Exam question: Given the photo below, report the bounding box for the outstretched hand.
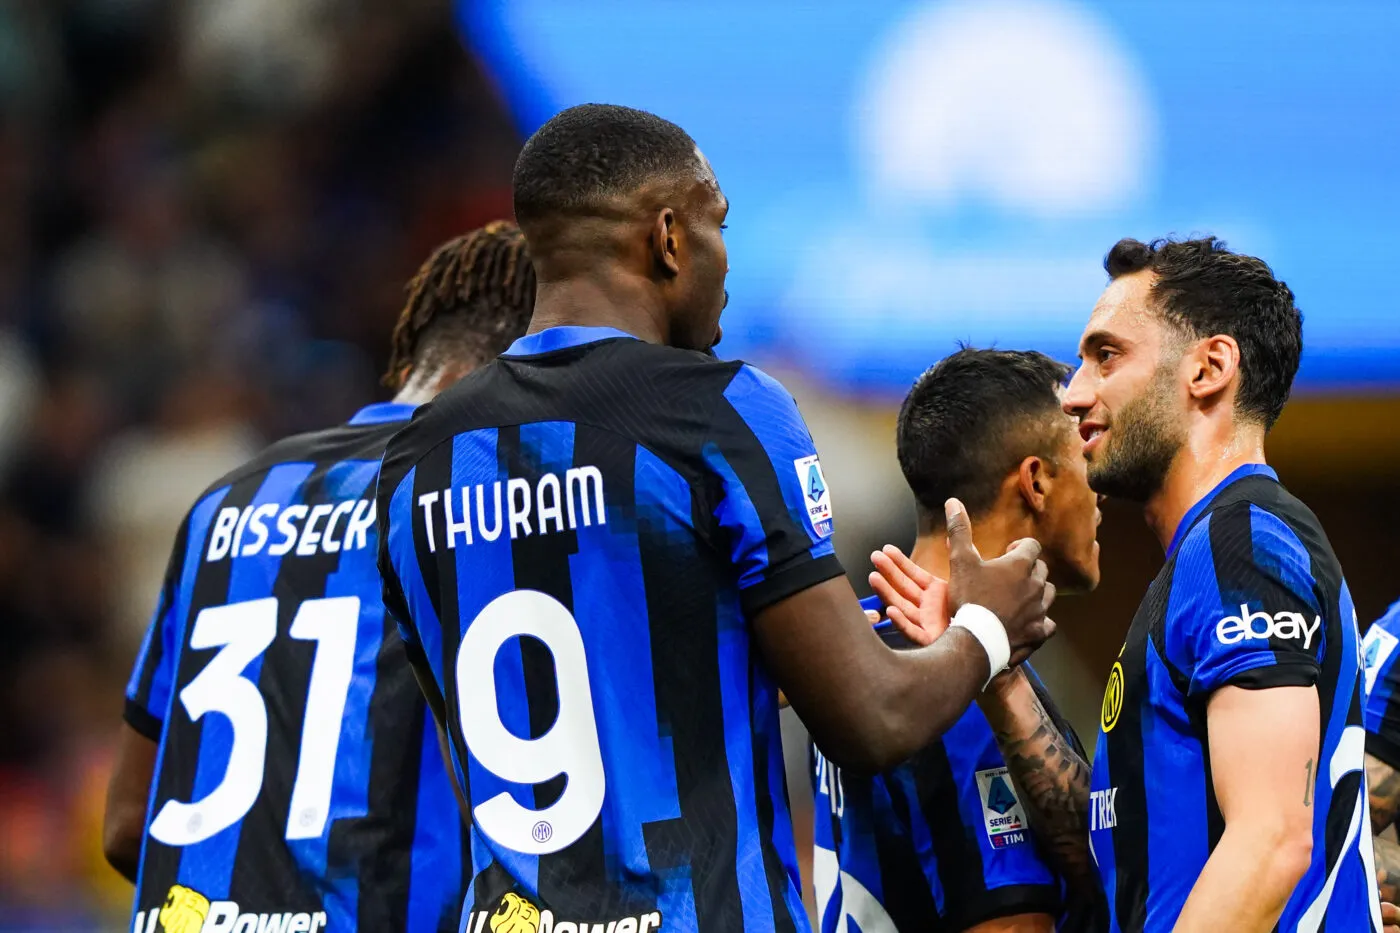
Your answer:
[868,499,1056,665]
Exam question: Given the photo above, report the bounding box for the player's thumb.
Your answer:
[944,498,981,564]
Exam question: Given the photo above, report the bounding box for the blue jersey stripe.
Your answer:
[177,462,314,897]
[443,428,533,895]
[408,705,464,933]
[133,486,230,904]
[569,446,679,880]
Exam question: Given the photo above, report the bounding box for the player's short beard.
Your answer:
[1087,362,1186,503]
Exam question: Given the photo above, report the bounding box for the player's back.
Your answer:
[1089,465,1377,931]
[125,403,463,933]
[812,601,1092,933]
[378,326,843,932]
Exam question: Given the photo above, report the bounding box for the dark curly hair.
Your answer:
[383,221,536,390]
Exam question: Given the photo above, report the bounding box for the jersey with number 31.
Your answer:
[377,326,844,933]
[124,403,464,933]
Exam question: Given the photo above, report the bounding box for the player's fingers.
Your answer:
[872,550,925,605]
[868,569,916,619]
[883,544,936,589]
[1381,901,1400,923]
[886,604,936,646]
[944,498,982,564]
[865,609,881,624]
[1031,557,1049,585]
[997,535,1043,567]
[1041,578,1057,614]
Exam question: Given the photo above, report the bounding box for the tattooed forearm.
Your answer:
[1376,833,1400,904]
[979,670,1096,895]
[1368,754,1400,833]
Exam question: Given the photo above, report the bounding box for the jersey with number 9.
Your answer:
[124,402,464,933]
[377,327,845,932]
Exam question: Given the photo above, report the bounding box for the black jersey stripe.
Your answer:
[906,744,991,929]
[873,769,942,929]
[226,461,340,913]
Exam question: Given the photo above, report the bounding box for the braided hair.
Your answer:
[383,221,536,390]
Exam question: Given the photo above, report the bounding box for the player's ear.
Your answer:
[1016,456,1050,516]
[650,208,681,278]
[1187,334,1240,402]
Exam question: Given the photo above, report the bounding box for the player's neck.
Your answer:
[392,362,475,407]
[1143,422,1267,551]
[528,271,670,345]
[909,510,1025,580]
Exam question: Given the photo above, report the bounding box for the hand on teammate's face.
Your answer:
[869,500,1056,660]
[1382,901,1400,933]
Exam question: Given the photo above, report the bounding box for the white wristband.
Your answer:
[951,604,1011,688]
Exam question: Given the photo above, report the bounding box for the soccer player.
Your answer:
[375,103,1055,933]
[1361,600,1400,903]
[103,222,537,933]
[1009,237,1374,931]
[876,238,1381,931]
[817,349,1105,933]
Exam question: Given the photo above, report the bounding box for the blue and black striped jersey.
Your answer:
[811,597,1102,933]
[376,326,844,933]
[1089,464,1379,932]
[124,403,464,933]
[1361,600,1400,773]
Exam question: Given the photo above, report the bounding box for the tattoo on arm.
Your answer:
[983,680,1096,895]
[1303,759,1313,807]
[1376,833,1400,905]
[1368,755,1400,834]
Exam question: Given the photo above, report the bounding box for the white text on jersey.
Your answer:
[416,466,606,552]
[206,500,376,562]
[1090,787,1118,832]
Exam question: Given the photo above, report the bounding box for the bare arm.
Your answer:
[965,915,1055,933]
[977,668,1096,896]
[1172,685,1319,932]
[755,501,1055,772]
[405,641,470,820]
[1370,752,1400,834]
[104,722,158,883]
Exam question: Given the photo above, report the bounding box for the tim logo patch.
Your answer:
[1364,625,1398,696]
[975,767,1028,849]
[794,455,833,538]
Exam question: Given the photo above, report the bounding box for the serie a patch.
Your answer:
[1363,624,1398,696]
[975,767,1029,849]
[794,455,833,538]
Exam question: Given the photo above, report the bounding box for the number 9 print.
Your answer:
[458,590,607,855]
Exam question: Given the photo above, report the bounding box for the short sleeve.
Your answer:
[703,365,844,615]
[1363,603,1400,770]
[124,524,189,740]
[902,717,1060,928]
[1167,502,1323,697]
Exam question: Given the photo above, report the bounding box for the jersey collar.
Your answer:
[504,326,638,356]
[1167,462,1278,557]
[347,402,417,426]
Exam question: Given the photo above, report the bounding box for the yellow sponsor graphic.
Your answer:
[1101,661,1124,733]
[159,885,210,933]
[134,885,327,933]
[465,893,663,933]
[491,892,543,933]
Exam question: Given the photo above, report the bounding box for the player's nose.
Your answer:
[1062,364,1095,417]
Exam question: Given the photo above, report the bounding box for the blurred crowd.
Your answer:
[0,1,518,925]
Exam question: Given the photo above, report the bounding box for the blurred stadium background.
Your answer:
[0,0,1396,929]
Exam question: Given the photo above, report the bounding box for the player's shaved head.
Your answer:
[513,104,710,234]
[384,221,536,391]
[898,348,1074,530]
[511,104,730,353]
